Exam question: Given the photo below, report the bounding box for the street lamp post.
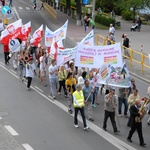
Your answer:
[92,0,96,21]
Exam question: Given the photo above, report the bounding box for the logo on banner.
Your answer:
[7,25,15,35]
[36,30,42,37]
[80,56,94,65]
[9,39,21,52]
[104,56,117,64]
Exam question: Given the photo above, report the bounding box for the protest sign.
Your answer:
[98,62,131,88]
[57,47,76,67]
[9,39,21,52]
[45,20,68,47]
[75,42,123,68]
[56,30,94,67]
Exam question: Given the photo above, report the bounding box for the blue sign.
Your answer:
[10,40,15,46]
[1,6,11,15]
[82,0,90,5]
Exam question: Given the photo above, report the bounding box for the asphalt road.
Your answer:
[0,0,150,150]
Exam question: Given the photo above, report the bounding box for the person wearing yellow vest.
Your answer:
[73,84,89,130]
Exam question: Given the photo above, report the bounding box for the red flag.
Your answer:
[21,21,31,41]
[1,19,22,45]
[30,24,43,47]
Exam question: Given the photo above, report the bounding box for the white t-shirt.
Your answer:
[39,56,46,71]
[93,72,100,87]
[26,63,36,78]
[109,27,115,34]
[48,65,57,78]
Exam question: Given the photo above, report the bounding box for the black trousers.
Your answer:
[128,122,144,144]
[4,52,10,64]
[74,107,87,127]
[103,110,118,132]
[58,80,67,95]
[27,77,32,88]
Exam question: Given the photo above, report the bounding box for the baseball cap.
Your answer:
[28,57,33,61]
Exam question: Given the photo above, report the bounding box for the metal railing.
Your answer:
[96,34,150,73]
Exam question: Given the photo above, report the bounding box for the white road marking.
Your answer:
[10,69,17,74]
[4,125,19,136]
[22,144,34,150]
[18,7,23,10]
[0,63,19,79]
[0,62,5,66]
[34,86,44,93]
[13,7,20,19]
[0,62,137,150]
[26,7,30,10]
[0,117,2,119]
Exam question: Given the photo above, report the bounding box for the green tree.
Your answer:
[118,0,150,19]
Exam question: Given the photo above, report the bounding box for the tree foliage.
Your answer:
[96,0,150,15]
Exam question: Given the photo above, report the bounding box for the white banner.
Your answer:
[57,47,76,67]
[74,42,123,68]
[56,30,94,67]
[80,29,94,46]
[98,62,131,88]
[45,20,68,47]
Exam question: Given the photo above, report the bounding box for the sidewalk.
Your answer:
[48,9,150,83]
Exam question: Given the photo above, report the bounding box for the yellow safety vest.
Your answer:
[73,90,84,108]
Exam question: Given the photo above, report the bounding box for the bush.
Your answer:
[122,10,133,20]
[95,14,115,27]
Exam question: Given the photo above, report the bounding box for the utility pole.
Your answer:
[92,0,96,21]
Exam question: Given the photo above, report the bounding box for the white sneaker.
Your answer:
[52,96,56,99]
[84,126,89,130]
[58,92,61,95]
[74,125,79,128]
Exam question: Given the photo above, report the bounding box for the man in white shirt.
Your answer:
[109,24,115,35]
[26,57,36,91]
[48,59,58,99]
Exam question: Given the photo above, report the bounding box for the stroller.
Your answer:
[130,23,140,31]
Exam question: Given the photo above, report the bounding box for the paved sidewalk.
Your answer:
[47,8,150,82]
[0,124,24,150]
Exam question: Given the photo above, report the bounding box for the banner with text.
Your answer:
[45,20,68,47]
[74,42,123,68]
[98,62,131,88]
[56,30,94,67]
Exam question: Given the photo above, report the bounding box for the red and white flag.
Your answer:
[30,24,43,47]
[50,37,58,59]
[1,19,22,45]
[21,21,31,41]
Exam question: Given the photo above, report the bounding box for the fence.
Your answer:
[96,34,150,73]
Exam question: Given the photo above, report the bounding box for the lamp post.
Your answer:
[92,0,96,21]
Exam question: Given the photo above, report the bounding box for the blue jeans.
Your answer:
[118,98,128,115]
[49,78,56,96]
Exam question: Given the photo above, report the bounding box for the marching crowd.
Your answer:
[3,41,150,147]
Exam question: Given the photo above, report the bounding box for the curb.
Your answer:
[129,71,150,83]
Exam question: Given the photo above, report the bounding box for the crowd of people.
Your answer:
[3,41,150,145]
